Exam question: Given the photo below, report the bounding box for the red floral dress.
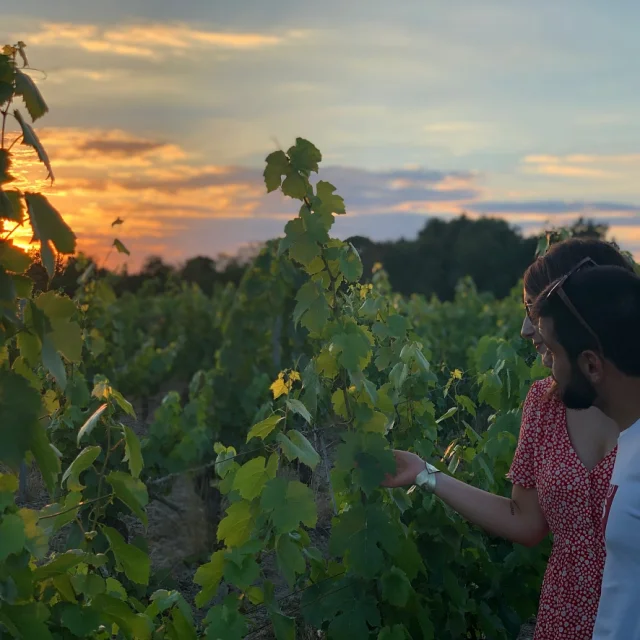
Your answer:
[508,377,616,640]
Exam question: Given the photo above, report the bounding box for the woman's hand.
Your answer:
[381,450,426,488]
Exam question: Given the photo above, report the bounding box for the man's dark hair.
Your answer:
[523,238,634,298]
[533,265,640,376]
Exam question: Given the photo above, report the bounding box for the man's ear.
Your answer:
[578,350,605,384]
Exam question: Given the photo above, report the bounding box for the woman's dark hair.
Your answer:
[523,238,634,297]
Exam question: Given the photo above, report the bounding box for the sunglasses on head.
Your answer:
[544,256,604,353]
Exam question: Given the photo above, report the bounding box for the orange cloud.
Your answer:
[521,153,640,179]
[21,22,295,59]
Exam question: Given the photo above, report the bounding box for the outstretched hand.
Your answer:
[381,450,426,488]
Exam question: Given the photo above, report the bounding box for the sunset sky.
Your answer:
[4,1,640,269]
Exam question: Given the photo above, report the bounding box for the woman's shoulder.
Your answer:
[523,376,565,420]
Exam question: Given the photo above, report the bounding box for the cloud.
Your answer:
[20,21,298,60]
[521,153,640,179]
[9,125,640,268]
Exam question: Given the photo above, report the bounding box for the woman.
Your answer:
[383,238,634,640]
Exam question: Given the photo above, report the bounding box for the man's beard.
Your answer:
[558,364,597,410]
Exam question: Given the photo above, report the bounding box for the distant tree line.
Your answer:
[29,215,609,301]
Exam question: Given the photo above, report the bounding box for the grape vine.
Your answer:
[0,42,553,640]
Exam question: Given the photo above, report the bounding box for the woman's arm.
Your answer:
[383,449,549,547]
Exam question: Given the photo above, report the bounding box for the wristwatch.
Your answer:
[415,461,441,493]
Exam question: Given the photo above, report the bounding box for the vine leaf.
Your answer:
[14,69,49,121]
[25,193,76,277]
[113,238,130,256]
[232,457,273,500]
[285,398,312,423]
[264,150,289,193]
[77,404,108,444]
[275,534,305,588]
[246,414,283,442]
[106,471,149,527]
[62,445,101,492]
[122,426,143,479]
[203,595,248,640]
[102,525,150,585]
[380,566,413,607]
[260,478,317,533]
[329,503,401,579]
[276,430,320,469]
[217,501,256,548]
[194,550,225,607]
[0,241,30,273]
[0,369,42,469]
[14,110,54,181]
[0,513,26,561]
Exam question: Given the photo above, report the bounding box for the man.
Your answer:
[532,263,640,639]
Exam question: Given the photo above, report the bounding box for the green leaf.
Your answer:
[14,69,49,121]
[0,603,53,640]
[436,406,458,423]
[281,171,307,199]
[456,394,477,416]
[288,138,322,174]
[264,150,289,192]
[380,566,412,607]
[260,477,317,533]
[203,597,247,640]
[232,456,271,500]
[0,189,24,223]
[276,534,305,588]
[279,217,320,266]
[194,550,225,607]
[339,243,363,282]
[0,369,42,469]
[0,473,18,511]
[336,430,395,496]
[14,111,54,181]
[77,403,108,444]
[271,610,296,640]
[314,180,346,215]
[285,398,312,423]
[329,503,401,579]
[25,192,76,278]
[223,549,260,590]
[102,525,150,585]
[12,274,32,298]
[59,603,101,637]
[113,238,130,255]
[331,324,373,372]
[302,293,330,334]
[123,425,143,478]
[0,513,25,561]
[378,625,411,640]
[0,241,30,273]
[276,430,320,469]
[91,594,153,640]
[32,550,88,582]
[217,501,256,548]
[29,423,61,495]
[62,445,101,492]
[246,414,283,442]
[106,471,148,526]
[0,149,15,186]
[41,333,66,388]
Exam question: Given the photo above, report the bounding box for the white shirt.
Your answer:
[592,418,640,639]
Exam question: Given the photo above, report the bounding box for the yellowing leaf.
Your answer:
[232,457,270,500]
[217,501,255,548]
[270,375,289,400]
[194,550,225,607]
[246,414,283,442]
